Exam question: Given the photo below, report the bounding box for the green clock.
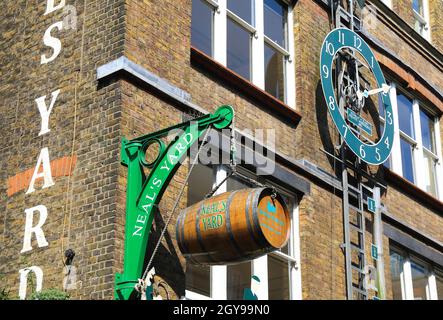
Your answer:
[320,28,394,165]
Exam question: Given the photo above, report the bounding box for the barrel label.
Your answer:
[258,202,284,235]
[256,198,289,248]
[202,214,224,231]
[199,200,226,231]
[200,200,227,215]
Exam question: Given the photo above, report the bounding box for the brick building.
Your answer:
[0,0,442,300]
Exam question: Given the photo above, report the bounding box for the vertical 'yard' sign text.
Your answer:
[17,0,74,299]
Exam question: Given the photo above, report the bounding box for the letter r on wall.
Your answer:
[21,205,49,253]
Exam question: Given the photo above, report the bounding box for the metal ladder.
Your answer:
[341,156,368,300]
[333,0,386,300]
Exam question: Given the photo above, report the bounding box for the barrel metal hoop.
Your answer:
[225,190,245,258]
[180,208,201,265]
[176,208,189,257]
[195,203,216,264]
[245,189,265,248]
[252,188,269,248]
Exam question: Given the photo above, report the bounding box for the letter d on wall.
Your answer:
[19,267,43,300]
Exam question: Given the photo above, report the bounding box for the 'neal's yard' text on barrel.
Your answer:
[176,188,290,265]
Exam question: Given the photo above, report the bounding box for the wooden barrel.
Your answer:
[176,188,290,265]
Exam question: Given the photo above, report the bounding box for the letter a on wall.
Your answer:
[26,147,55,194]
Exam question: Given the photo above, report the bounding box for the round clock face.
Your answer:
[320,28,394,165]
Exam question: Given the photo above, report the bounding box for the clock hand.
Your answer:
[361,84,391,98]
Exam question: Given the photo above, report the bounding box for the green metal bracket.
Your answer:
[115,105,234,300]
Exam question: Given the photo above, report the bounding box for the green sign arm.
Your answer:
[115,106,233,300]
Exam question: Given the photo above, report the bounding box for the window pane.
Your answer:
[413,0,424,15]
[264,43,285,101]
[411,261,428,300]
[423,151,437,197]
[191,0,213,56]
[389,250,404,300]
[186,264,211,296]
[188,164,213,206]
[436,273,443,300]
[227,18,251,80]
[185,164,214,296]
[420,109,436,152]
[264,0,287,48]
[400,137,415,183]
[397,94,415,138]
[227,262,251,300]
[268,255,289,299]
[227,0,254,25]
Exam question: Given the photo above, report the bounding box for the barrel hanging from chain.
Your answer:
[176,187,290,265]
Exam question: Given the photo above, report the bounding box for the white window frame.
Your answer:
[390,246,442,300]
[381,0,392,8]
[431,270,443,300]
[387,84,443,200]
[185,165,302,300]
[412,0,431,41]
[390,247,407,300]
[196,0,296,108]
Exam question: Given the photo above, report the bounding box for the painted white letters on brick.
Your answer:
[26,147,55,194]
[41,21,63,65]
[18,266,43,300]
[35,89,60,136]
[44,0,66,15]
[16,0,72,299]
[21,205,49,253]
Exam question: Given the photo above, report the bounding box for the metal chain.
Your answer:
[140,125,214,287]
[230,109,237,170]
[204,111,277,199]
[204,113,237,199]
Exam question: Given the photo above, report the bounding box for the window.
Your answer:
[386,84,442,200]
[227,17,252,80]
[410,260,429,300]
[397,93,416,183]
[389,249,405,299]
[436,272,443,299]
[264,0,288,101]
[185,165,301,300]
[227,261,252,299]
[191,0,295,105]
[389,245,443,300]
[412,0,430,40]
[185,164,214,297]
[420,110,438,197]
[226,174,253,300]
[191,0,214,57]
[268,251,291,299]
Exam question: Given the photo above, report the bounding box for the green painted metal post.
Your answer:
[115,106,234,300]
